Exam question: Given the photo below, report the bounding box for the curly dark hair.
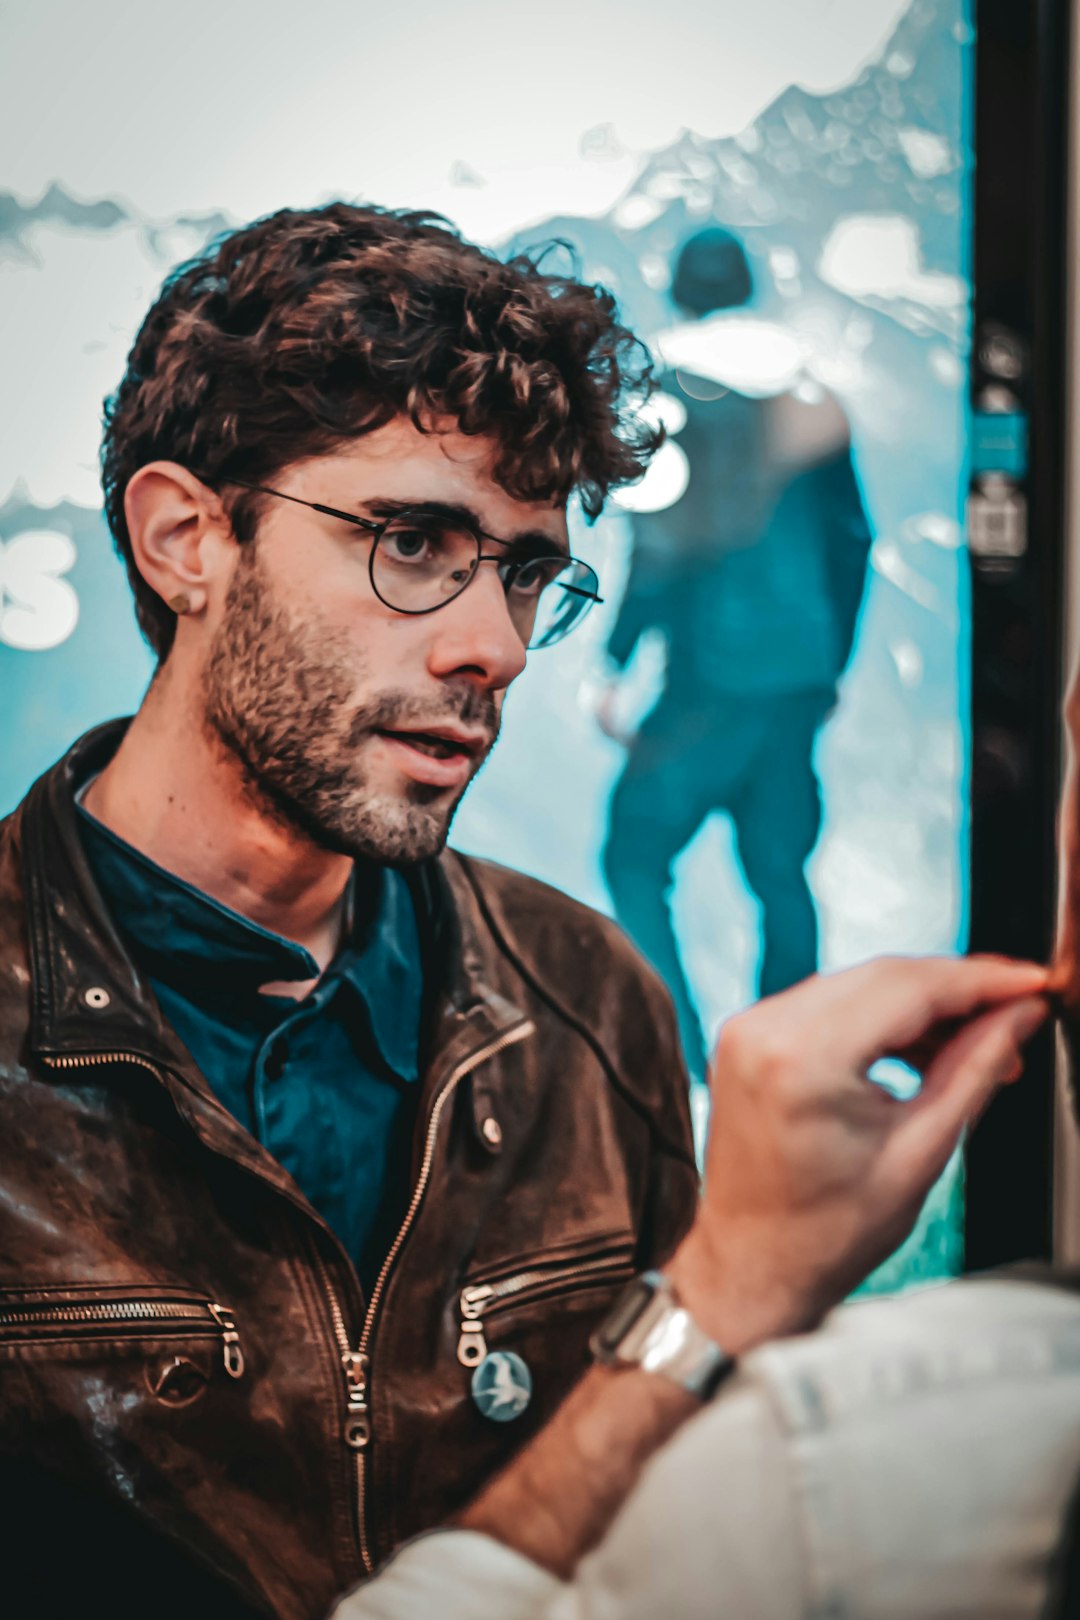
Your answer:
[100,202,660,659]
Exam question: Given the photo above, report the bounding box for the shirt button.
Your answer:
[481,1116,502,1148]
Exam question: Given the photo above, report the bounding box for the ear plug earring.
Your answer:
[168,593,192,615]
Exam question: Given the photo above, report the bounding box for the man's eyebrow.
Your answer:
[361,497,570,556]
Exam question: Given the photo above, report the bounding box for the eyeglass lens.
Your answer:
[372,514,598,650]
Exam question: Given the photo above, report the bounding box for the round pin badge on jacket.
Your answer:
[471,1350,532,1422]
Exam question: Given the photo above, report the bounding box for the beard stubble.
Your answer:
[200,543,499,865]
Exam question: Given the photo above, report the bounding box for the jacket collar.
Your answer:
[17,723,531,1283]
[21,720,525,1078]
[75,803,424,1084]
[22,719,190,1070]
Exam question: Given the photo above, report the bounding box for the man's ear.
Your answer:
[124,462,230,619]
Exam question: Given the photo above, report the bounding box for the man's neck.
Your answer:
[83,670,354,973]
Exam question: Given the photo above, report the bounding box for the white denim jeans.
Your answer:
[333,1276,1080,1620]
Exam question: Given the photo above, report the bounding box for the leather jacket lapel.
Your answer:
[22,718,191,1070]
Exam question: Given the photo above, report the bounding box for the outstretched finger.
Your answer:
[810,955,1049,1071]
[888,994,1049,1187]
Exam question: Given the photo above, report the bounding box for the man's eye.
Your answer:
[507,558,561,597]
[384,527,435,562]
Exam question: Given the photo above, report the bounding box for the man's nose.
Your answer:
[425,564,528,691]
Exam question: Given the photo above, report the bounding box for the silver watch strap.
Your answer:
[591,1271,734,1400]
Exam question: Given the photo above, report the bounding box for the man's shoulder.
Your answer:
[0,801,26,925]
[0,802,32,1048]
[447,849,694,1153]
[447,849,664,992]
[445,849,692,1122]
[448,849,619,935]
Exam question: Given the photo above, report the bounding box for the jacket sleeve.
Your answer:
[639,1123,700,1269]
[628,973,701,1269]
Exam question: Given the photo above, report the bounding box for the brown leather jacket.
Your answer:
[0,724,698,1620]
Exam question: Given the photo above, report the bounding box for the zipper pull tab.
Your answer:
[207,1302,245,1379]
[342,1349,370,1449]
[457,1284,495,1367]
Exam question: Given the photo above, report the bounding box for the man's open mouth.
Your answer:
[378,729,479,761]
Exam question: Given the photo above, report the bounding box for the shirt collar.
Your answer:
[75,803,422,1084]
[343,861,423,1083]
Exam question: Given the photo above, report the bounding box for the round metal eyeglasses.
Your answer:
[227,481,603,650]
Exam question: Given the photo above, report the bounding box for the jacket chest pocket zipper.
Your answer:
[457,1252,636,1367]
[0,1296,245,1379]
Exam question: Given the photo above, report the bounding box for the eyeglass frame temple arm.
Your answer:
[225,479,381,533]
[225,478,602,602]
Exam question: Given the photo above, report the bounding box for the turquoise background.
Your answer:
[0,0,973,1289]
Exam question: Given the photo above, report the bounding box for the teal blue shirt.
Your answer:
[76,805,424,1296]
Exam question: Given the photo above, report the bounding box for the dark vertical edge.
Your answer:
[965,0,1071,1269]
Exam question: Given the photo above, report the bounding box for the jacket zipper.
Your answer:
[0,1295,245,1378]
[44,1050,166,1075]
[44,1026,537,1574]
[456,1252,635,1367]
[312,1017,536,1574]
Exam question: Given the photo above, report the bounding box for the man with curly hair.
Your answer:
[0,202,1049,1620]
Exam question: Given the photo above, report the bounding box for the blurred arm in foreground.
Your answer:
[335,953,1070,1620]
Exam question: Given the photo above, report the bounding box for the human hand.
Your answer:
[668,955,1049,1351]
[594,682,632,745]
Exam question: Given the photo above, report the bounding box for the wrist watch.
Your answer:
[590,1270,735,1400]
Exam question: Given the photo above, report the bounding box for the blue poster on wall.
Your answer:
[0,0,972,1286]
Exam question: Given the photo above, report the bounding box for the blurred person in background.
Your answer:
[598,227,873,1081]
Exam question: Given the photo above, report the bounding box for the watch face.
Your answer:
[594,1274,658,1355]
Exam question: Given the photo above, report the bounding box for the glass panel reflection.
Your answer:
[0,0,972,1289]
[454,0,973,1289]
